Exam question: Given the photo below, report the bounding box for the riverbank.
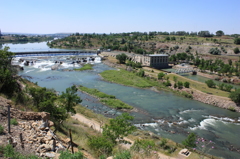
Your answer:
[101,55,240,113]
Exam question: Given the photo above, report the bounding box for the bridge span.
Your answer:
[13,50,100,57]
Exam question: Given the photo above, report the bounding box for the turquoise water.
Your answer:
[5,42,240,159]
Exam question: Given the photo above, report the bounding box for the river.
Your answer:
[2,42,240,159]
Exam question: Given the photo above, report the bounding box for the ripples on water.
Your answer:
[14,54,240,159]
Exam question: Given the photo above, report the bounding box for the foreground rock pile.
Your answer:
[0,96,69,158]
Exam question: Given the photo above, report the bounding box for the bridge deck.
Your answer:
[13,50,99,57]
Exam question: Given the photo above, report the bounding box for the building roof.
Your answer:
[149,54,168,57]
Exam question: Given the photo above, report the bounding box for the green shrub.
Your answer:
[0,125,3,134]
[159,138,167,148]
[234,38,240,45]
[177,81,183,89]
[163,80,172,87]
[10,118,18,125]
[182,133,196,148]
[181,91,193,99]
[205,80,216,88]
[158,72,165,80]
[174,83,177,88]
[131,139,155,156]
[88,136,114,157]
[229,88,240,103]
[234,47,239,54]
[59,150,83,159]
[3,144,15,158]
[208,48,221,55]
[114,150,131,159]
[184,81,190,88]
[228,107,236,112]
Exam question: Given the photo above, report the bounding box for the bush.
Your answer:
[10,118,18,125]
[116,53,127,64]
[208,48,221,55]
[234,38,240,45]
[163,80,172,87]
[88,136,114,156]
[181,92,193,99]
[136,69,145,77]
[184,82,190,88]
[228,107,236,112]
[158,72,165,80]
[205,80,216,88]
[229,88,240,103]
[182,133,196,148]
[173,45,179,50]
[114,150,131,159]
[234,47,240,54]
[159,138,167,148]
[174,83,177,88]
[177,81,183,89]
[3,144,16,158]
[131,139,156,156]
[59,150,84,159]
[0,125,3,134]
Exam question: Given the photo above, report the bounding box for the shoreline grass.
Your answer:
[78,85,133,110]
[74,63,93,71]
[78,85,115,99]
[100,69,160,88]
[100,98,133,109]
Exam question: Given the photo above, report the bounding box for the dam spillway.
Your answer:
[13,50,100,57]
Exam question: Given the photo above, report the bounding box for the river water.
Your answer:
[2,42,240,159]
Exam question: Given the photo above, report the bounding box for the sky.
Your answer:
[1,0,240,34]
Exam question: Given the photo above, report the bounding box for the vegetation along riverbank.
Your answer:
[77,85,133,110]
[100,54,240,112]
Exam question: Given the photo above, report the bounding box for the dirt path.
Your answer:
[72,113,103,133]
[72,113,185,159]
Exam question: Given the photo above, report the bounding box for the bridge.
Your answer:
[13,50,100,57]
[174,67,199,74]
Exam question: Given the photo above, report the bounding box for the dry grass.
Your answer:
[75,104,109,124]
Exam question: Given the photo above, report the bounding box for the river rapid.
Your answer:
[3,42,240,159]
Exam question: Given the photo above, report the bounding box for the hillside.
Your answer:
[48,32,239,57]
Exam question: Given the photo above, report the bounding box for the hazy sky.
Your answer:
[1,0,240,34]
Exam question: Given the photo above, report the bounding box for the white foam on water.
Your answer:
[25,69,35,74]
[59,62,76,68]
[179,109,201,114]
[168,123,173,127]
[155,119,165,124]
[38,67,51,72]
[205,115,236,123]
[134,122,158,128]
[189,118,216,130]
[188,118,196,123]
[33,61,52,69]
[142,123,158,127]
[177,120,189,125]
